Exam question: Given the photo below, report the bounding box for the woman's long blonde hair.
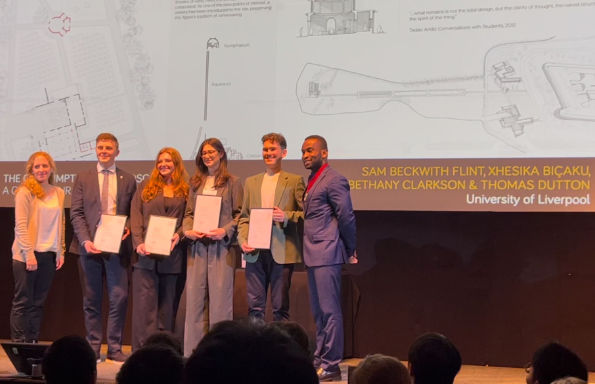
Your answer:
[20,151,56,199]
[142,147,189,202]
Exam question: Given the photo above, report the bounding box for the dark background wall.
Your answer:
[1,208,594,368]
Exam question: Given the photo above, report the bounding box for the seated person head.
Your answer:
[352,354,411,384]
[184,319,317,384]
[271,320,311,358]
[144,331,183,356]
[42,335,97,384]
[408,332,461,384]
[526,342,588,384]
[116,344,184,384]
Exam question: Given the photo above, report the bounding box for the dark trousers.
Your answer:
[10,252,56,342]
[131,267,179,351]
[307,264,343,372]
[245,250,294,321]
[78,252,128,355]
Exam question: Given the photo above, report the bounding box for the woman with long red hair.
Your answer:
[130,147,189,351]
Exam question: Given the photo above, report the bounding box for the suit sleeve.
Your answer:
[130,181,145,249]
[182,188,196,232]
[222,176,243,242]
[328,174,357,255]
[237,177,251,246]
[123,173,137,229]
[70,173,92,245]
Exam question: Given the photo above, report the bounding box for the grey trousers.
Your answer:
[183,241,235,357]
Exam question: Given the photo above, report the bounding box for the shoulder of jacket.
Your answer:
[15,186,34,199]
[282,171,303,180]
[116,167,134,178]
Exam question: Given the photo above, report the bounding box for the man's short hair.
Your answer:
[262,133,287,149]
[304,134,328,150]
[352,354,411,384]
[96,132,119,148]
[42,335,97,384]
[408,333,461,384]
[184,320,317,384]
[530,342,588,384]
[116,344,183,384]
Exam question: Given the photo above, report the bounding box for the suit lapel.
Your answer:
[304,167,329,214]
[254,173,264,207]
[153,192,166,216]
[115,167,123,205]
[91,169,101,200]
[274,171,288,207]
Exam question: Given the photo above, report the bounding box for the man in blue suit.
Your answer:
[301,135,357,381]
[70,132,136,363]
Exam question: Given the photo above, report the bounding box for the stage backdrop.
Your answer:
[1,209,595,369]
[0,159,594,211]
[1,1,595,211]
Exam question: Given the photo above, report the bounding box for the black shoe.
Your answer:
[107,351,128,364]
[317,367,341,382]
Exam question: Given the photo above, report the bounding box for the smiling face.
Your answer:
[201,143,223,174]
[32,155,52,184]
[157,152,175,182]
[262,139,286,172]
[95,139,119,168]
[301,138,327,172]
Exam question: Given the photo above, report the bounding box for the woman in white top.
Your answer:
[11,151,65,343]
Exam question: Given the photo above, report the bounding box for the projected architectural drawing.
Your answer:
[296,37,595,152]
[0,1,148,160]
[544,63,595,121]
[301,0,376,36]
[1,87,92,160]
[2,0,595,161]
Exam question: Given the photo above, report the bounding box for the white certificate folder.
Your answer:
[145,215,178,256]
[247,208,273,250]
[193,194,222,233]
[94,214,127,254]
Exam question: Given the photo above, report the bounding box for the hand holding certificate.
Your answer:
[94,214,127,254]
[247,208,274,250]
[145,215,178,256]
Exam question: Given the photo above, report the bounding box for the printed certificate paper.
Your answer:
[94,214,127,254]
[193,195,222,233]
[145,215,177,256]
[247,208,273,249]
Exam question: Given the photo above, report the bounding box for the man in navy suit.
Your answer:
[70,132,136,363]
[301,135,357,381]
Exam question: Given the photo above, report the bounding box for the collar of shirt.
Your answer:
[96,163,117,174]
[306,163,328,194]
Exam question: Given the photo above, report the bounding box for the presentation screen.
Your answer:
[1,0,594,211]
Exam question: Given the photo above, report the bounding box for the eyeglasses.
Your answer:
[201,150,218,157]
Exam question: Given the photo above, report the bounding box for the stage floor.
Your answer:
[0,343,590,384]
